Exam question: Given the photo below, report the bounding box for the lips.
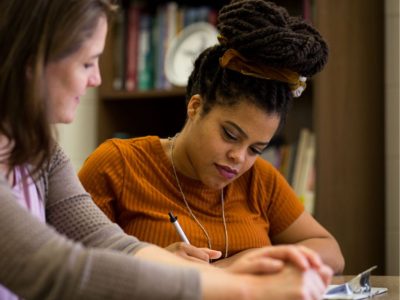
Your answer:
[215,164,238,180]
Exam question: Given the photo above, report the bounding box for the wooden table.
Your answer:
[331,276,399,300]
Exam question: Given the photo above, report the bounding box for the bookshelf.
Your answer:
[97,0,385,274]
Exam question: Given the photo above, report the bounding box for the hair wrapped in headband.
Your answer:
[219,47,307,98]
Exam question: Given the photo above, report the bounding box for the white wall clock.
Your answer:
[165,22,219,87]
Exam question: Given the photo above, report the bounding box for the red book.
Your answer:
[125,3,141,91]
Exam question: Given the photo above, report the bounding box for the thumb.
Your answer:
[202,248,222,259]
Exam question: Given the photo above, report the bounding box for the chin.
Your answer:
[62,116,75,124]
[60,109,77,123]
[51,114,76,124]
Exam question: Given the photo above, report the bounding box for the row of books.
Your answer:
[261,128,316,214]
[112,1,217,92]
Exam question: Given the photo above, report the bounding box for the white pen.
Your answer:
[168,211,190,244]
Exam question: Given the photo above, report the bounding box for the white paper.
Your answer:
[324,285,388,300]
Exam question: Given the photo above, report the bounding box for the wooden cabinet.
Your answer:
[98,0,385,274]
[313,0,385,274]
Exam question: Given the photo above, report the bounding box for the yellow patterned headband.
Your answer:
[219,48,307,98]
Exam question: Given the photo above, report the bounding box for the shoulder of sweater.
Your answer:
[253,157,277,174]
[236,158,275,185]
[36,143,69,202]
[47,143,70,172]
[107,135,159,148]
[106,135,161,155]
[247,158,289,184]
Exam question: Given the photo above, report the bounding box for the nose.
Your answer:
[227,146,246,164]
[88,65,102,87]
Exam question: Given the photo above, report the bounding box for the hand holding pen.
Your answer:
[167,211,221,263]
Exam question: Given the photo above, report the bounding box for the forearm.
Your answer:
[0,186,201,300]
[132,250,248,300]
[135,244,216,271]
[135,244,334,300]
[295,237,345,274]
[45,146,147,254]
[133,244,246,299]
[272,211,345,274]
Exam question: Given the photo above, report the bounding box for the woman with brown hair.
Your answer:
[0,0,332,299]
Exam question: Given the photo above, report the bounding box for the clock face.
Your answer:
[165,22,219,87]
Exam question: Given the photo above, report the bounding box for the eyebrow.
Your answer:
[225,121,269,147]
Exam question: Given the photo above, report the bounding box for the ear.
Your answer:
[187,94,202,118]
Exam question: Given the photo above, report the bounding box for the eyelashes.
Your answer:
[222,126,263,155]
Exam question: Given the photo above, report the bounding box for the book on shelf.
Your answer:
[112,9,126,90]
[291,128,310,193]
[125,1,141,91]
[279,144,296,181]
[154,2,178,90]
[291,128,316,214]
[294,129,315,213]
[207,7,218,25]
[302,0,313,23]
[162,2,178,90]
[137,13,154,90]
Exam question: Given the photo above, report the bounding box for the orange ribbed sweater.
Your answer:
[79,136,304,257]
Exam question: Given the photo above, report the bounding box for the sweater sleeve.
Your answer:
[0,146,201,300]
[46,144,139,253]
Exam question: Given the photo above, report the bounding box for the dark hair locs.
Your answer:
[186,0,328,127]
[0,0,117,174]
